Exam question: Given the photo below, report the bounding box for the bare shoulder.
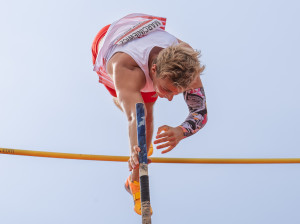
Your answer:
[107,52,138,74]
[106,52,146,92]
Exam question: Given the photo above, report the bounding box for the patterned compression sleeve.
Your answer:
[179,87,208,138]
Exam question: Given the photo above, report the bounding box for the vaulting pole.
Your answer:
[136,103,151,223]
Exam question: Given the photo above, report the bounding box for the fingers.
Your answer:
[132,146,140,164]
[128,161,138,171]
[128,157,152,171]
[157,125,169,135]
[128,146,140,171]
[162,146,174,154]
[154,136,174,144]
[156,142,173,149]
[155,126,173,142]
[156,141,177,150]
[128,147,153,170]
[155,137,177,152]
[155,132,169,139]
[154,126,181,154]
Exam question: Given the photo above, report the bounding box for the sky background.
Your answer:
[1,0,300,223]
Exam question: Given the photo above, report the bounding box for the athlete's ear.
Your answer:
[151,64,157,74]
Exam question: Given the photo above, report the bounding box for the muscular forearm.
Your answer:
[127,118,141,178]
[128,118,138,154]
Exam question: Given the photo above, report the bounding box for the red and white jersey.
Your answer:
[93,13,178,92]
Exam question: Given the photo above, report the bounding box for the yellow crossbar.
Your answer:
[1,148,300,164]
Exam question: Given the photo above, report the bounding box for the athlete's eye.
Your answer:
[162,87,171,92]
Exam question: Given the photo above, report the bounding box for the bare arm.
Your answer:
[109,55,148,171]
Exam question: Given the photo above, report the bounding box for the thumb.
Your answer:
[157,125,169,135]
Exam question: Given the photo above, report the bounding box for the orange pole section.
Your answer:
[1,148,300,164]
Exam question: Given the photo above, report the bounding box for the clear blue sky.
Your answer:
[1,0,300,223]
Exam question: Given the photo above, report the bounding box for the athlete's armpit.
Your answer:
[179,87,208,138]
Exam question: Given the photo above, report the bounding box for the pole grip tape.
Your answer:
[140,175,150,202]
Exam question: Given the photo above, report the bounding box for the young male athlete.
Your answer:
[91,13,207,215]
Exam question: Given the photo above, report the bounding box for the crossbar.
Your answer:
[1,148,300,164]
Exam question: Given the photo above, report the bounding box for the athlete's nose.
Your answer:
[167,94,173,101]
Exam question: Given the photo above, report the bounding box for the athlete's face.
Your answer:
[151,64,183,101]
[153,77,181,101]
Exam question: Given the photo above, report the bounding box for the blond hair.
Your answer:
[155,42,205,89]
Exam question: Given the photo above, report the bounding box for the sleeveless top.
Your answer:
[106,30,178,92]
[93,13,178,92]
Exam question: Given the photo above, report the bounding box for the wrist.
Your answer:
[176,126,186,140]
